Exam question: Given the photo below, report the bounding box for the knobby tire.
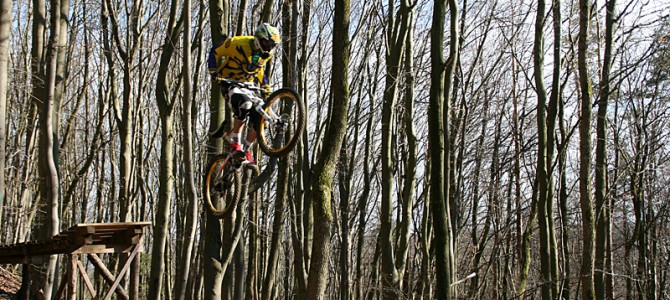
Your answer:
[203,154,241,218]
[257,88,306,157]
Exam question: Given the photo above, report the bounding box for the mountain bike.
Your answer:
[204,79,306,218]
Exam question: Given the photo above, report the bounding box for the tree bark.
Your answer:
[307,0,350,297]
[53,0,70,153]
[204,1,228,299]
[246,186,260,300]
[39,0,63,297]
[578,0,596,298]
[149,0,183,298]
[290,1,311,298]
[0,0,12,227]
[379,1,412,297]
[430,0,456,298]
[558,79,571,300]
[103,0,143,223]
[261,158,289,300]
[176,0,200,298]
[594,0,616,298]
[533,0,559,297]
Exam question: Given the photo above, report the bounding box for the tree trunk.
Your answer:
[205,1,229,298]
[354,59,377,300]
[176,0,200,298]
[259,0,275,23]
[246,188,260,300]
[397,10,416,294]
[261,159,289,300]
[578,0,596,298]
[419,166,433,299]
[290,1,311,298]
[53,0,70,154]
[29,7,46,284]
[0,0,11,226]
[338,143,351,300]
[307,0,350,297]
[533,0,559,297]
[39,0,62,297]
[595,0,615,298]
[149,1,182,297]
[430,0,456,298]
[558,81,571,300]
[104,0,142,223]
[380,1,412,297]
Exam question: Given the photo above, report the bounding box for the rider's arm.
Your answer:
[257,53,274,94]
[208,38,235,77]
[260,72,272,96]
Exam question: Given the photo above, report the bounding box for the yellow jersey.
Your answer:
[212,36,273,85]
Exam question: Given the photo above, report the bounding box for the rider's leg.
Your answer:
[241,129,257,165]
[228,118,246,137]
[226,119,246,154]
[246,128,257,144]
[226,88,252,155]
[241,111,262,165]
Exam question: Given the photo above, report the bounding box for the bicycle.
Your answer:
[204,78,306,218]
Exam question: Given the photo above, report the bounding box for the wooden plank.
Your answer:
[0,222,149,263]
[73,222,151,229]
[68,254,78,300]
[77,260,96,298]
[109,228,143,245]
[74,225,96,246]
[103,245,140,300]
[71,244,135,255]
[87,254,129,300]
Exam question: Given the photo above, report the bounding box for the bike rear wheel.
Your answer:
[257,88,306,157]
[203,154,241,218]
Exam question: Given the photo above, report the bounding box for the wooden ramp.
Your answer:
[0,222,151,300]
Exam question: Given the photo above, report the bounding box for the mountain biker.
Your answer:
[208,23,281,167]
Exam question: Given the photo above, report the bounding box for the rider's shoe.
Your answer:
[243,150,257,169]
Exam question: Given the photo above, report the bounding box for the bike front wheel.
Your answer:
[203,154,241,218]
[257,88,306,157]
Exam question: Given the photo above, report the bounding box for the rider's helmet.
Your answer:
[254,23,281,56]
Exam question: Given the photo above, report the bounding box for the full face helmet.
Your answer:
[254,23,281,56]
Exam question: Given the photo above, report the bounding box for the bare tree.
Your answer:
[578,0,596,298]
[307,0,351,298]
[204,1,229,298]
[594,0,616,298]
[429,0,457,298]
[103,0,145,223]
[533,0,560,297]
[175,0,200,298]
[149,0,183,298]
[379,0,413,297]
[0,0,11,226]
[38,0,63,297]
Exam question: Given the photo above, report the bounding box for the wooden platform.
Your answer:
[0,222,151,299]
[0,222,151,264]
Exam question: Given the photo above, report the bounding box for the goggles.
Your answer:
[259,38,277,52]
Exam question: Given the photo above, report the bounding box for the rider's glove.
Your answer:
[261,84,272,98]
